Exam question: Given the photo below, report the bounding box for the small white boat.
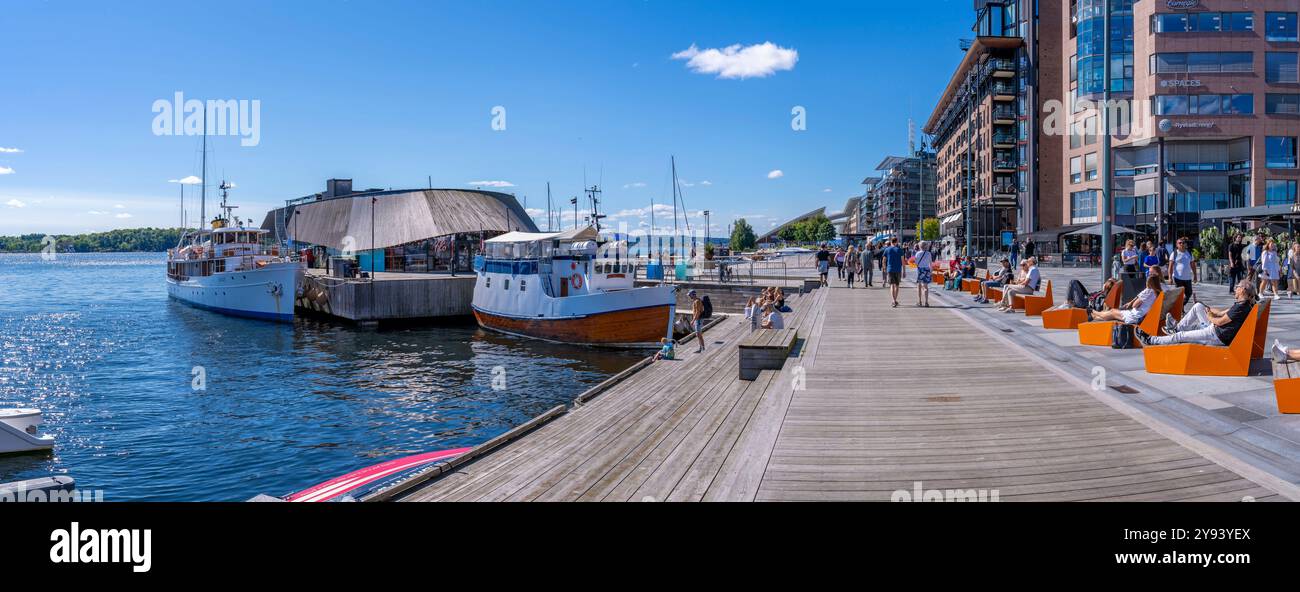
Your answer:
[0,409,55,455]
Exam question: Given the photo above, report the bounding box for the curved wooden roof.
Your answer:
[263,189,538,251]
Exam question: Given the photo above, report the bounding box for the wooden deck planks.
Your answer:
[397,283,1285,503]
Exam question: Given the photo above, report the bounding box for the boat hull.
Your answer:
[0,409,54,455]
[474,304,674,347]
[166,263,300,322]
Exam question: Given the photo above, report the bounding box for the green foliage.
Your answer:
[0,228,185,253]
[1198,226,1223,260]
[730,218,756,252]
[920,217,940,241]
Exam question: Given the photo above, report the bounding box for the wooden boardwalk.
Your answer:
[397,283,1288,502]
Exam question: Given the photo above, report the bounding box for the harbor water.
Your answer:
[0,253,643,501]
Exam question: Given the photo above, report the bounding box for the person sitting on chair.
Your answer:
[1090,274,1162,325]
[994,258,1040,312]
[1137,281,1255,347]
[1272,339,1300,363]
[975,258,1015,304]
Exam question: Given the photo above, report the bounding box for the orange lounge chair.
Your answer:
[1251,300,1273,360]
[1077,287,1183,348]
[1022,280,1054,316]
[1143,302,1261,377]
[1275,360,1300,414]
[1042,282,1121,330]
[963,270,990,295]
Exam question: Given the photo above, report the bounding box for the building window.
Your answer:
[1153,52,1253,73]
[1267,94,1300,115]
[1085,152,1098,181]
[1084,116,1097,145]
[1266,12,1298,42]
[1154,94,1253,115]
[1071,190,1098,223]
[1267,52,1299,83]
[1266,180,1298,205]
[1070,156,1082,184]
[1266,136,1297,169]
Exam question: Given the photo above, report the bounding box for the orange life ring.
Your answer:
[571,274,584,290]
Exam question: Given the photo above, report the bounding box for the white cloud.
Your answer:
[671,42,799,79]
[0,166,14,175]
[113,204,126,209]
[6,198,27,208]
[0,147,22,153]
[168,175,203,185]
[114,213,133,219]
[467,180,515,188]
[823,188,832,192]
[87,210,108,215]
[767,170,784,179]
[700,180,713,186]
[623,182,647,189]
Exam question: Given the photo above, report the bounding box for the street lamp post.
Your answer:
[1100,0,1114,282]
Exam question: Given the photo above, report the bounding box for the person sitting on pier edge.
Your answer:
[974,258,1014,304]
[654,338,675,361]
[761,302,784,329]
[1089,274,1162,325]
[1136,281,1255,347]
[994,257,1040,313]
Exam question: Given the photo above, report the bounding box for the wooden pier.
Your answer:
[297,268,475,324]
[390,283,1290,502]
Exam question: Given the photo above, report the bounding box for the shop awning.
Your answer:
[1066,223,1141,236]
[1022,224,1090,242]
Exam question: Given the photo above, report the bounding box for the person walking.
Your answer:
[1227,233,1245,295]
[1010,239,1021,268]
[913,241,933,307]
[815,244,830,287]
[846,245,861,289]
[883,238,904,308]
[688,290,706,353]
[1261,239,1281,300]
[835,248,846,280]
[1167,237,1195,308]
[1287,242,1300,298]
[863,244,875,287]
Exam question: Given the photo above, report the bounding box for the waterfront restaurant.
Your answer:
[260,179,539,274]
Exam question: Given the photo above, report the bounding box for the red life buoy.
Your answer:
[571,274,584,290]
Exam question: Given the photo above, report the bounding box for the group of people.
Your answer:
[1225,234,1300,301]
[743,286,789,331]
[816,244,873,288]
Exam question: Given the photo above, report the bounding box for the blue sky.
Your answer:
[0,0,973,236]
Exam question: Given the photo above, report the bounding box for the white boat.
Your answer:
[166,181,302,322]
[0,409,55,455]
[472,226,677,348]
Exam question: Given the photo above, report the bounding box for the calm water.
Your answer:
[0,253,642,501]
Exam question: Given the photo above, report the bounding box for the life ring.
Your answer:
[570,274,584,290]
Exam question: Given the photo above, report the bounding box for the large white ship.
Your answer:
[472,226,676,348]
[166,182,301,322]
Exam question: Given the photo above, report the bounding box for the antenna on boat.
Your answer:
[546,182,553,232]
[586,184,604,232]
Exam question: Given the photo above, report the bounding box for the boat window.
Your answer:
[504,279,510,290]
[485,276,490,288]
[520,280,526,292]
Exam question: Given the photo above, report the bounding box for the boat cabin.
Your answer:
[167,222,283,280]
[477,227,637,298]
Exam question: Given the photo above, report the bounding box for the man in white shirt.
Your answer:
[1091,274,1162,325]
[995,258,1040,313]
[1167,238,1195,306]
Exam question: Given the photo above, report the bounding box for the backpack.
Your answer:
[701,295,713,319]
[1111,323,1137,349]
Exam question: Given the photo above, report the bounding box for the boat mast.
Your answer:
[546,182,553,232]
[586,184,603,232]
[200,108,207,228]
[670,156,678,252]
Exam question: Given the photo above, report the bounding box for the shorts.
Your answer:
[917,269,932,285]
[887,272,901,286]
[1121,309,1145,325]
[818,261,829,274]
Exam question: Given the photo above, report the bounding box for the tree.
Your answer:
[730,218,756,252]
[1198,226,1223,260]
[920,218,940,241]
[814,218,836,242]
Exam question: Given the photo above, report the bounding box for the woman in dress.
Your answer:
[1260,239,1281,300]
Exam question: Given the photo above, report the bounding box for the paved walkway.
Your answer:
[396,279,1291,502]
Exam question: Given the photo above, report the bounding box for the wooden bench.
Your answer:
[1078,287,1183,348]
[738,328,798,381]
[963,270,990,295]
[1143,301,1262,377]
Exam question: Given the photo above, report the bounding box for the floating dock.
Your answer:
[297,268,475,324]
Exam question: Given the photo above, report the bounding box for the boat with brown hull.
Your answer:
[471,226,676,348]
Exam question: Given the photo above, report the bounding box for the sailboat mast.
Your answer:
[546,182,553,232]
[670,156,678,242]
[200,109,207,227]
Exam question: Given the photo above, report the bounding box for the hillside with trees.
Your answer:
[0,228,185,253]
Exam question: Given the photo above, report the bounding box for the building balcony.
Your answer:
[992,134,1016,148]
[992,160,1016,173]
[991,108,1016,125]
[990,83,1016,102]
[984,58,1016,79]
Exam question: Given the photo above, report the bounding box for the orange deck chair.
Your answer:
[1042,281,1120,330]
[1077,287,1183,348]
[1274,358,1300,414]
[1143,302,1262,377]
[1022,280,1054,316]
